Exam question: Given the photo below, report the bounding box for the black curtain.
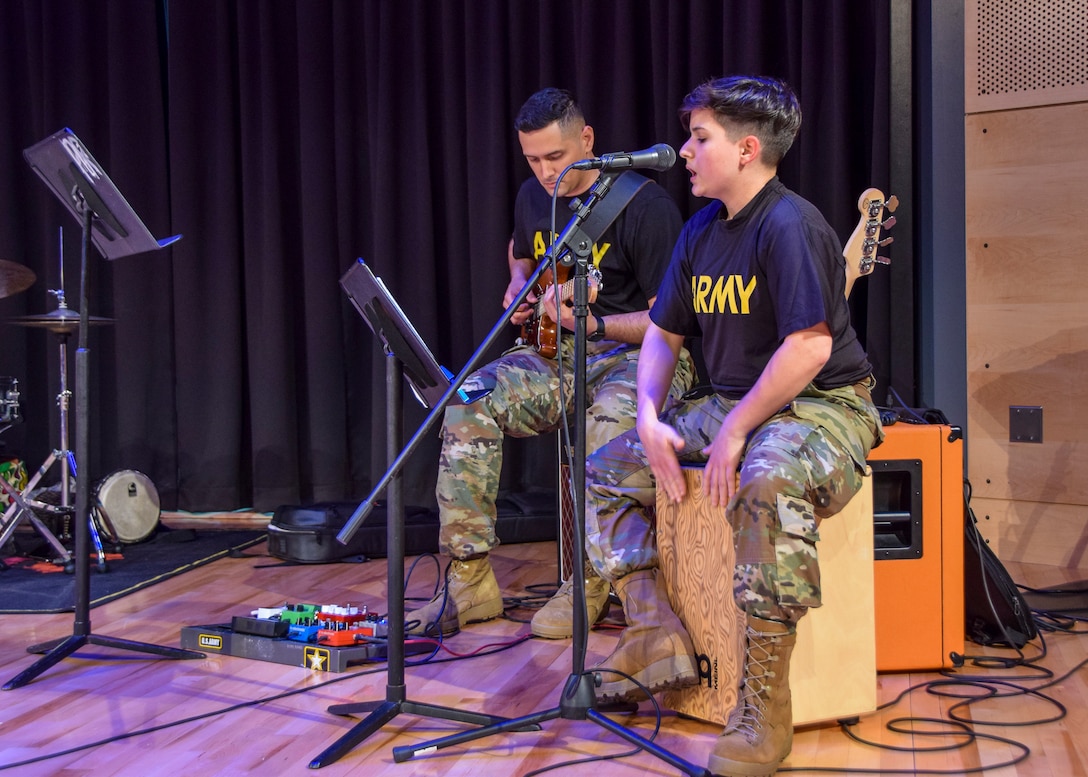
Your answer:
[0,0,897,513]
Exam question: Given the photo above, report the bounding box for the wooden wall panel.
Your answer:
[965,101,1088,565]
[965,0,1088,114]
[971,496,1088,568]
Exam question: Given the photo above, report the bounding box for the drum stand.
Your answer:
[0,371,72,566]
[0,297,110,573]
[0,476,72,571]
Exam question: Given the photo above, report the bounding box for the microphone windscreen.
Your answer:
[649,144,677,171]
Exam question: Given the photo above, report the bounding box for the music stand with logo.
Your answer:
[4,129,197,691]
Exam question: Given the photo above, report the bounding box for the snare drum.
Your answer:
[1,377,21,424]
[93,469,161,543]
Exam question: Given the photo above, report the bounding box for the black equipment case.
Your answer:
[267,489,558,564]
[267,502,438,563]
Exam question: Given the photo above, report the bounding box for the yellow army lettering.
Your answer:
[691,275,756,314]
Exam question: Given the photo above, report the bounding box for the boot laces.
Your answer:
[420,560,463,605]
[441,559,485,604]
[553,566,606,601]
[404,562,460,636]
[448,559,471,584]
[731,627,783,740]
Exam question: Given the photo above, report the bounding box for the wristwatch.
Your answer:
[587,312,606,342]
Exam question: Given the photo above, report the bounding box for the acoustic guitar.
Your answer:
[519,262,600,359]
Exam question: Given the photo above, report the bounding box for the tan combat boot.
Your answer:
[707,616,797,777]
[405,555,503,637]
[530,560,611,639]
[594,568,697,702]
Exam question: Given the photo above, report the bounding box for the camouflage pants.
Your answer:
[436,337,695,558]
[585,380,882,624]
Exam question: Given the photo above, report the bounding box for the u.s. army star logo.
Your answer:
[304,646,330,671]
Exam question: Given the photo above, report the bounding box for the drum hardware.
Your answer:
[0,441,78,570]
[1,377,22,424]
[0,377,22,438]
[0,284,114,573]
[0,479,74,571]
[18,483,76,540]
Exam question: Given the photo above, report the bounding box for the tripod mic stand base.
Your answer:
[391,671,710,776]
[3,633,205,691]
[309,696,542,769]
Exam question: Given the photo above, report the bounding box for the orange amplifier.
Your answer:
[868,422,965,671]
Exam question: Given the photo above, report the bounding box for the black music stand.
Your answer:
[3,129,196,691]
[308,259,527,768]
[311,171,708,776]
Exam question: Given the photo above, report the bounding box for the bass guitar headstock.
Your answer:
[843,188,898,298]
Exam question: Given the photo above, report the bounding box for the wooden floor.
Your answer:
[1,517,1086,777]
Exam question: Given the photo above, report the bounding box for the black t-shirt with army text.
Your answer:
[511,173,683,317]
[652,177,872,395]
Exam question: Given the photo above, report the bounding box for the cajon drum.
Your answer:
[656,467,877,727]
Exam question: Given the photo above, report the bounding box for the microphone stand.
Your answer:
[309,199,584,770]
[385,219,709,777]
[310,171,617,768]
[311,169,707,775]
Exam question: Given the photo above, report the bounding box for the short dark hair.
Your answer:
[514,87,585,135]
[680,75,802,167]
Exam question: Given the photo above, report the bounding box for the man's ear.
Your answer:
[582,124,595,156]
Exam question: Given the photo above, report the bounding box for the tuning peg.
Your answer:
[881,215,897,230]
[875,256,892,266]
[878,236,894,247]
[885,195,899,212]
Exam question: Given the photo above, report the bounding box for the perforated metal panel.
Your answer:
[967,0,1088,112]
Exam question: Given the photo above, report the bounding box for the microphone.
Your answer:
[571,143,676,173]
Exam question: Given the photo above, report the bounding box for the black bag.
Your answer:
[267,501,438,563]
[266,489,558,565]
[963,496,1037,648]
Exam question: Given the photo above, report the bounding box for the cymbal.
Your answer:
[7,308,115,335]
[0,259,36,300]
